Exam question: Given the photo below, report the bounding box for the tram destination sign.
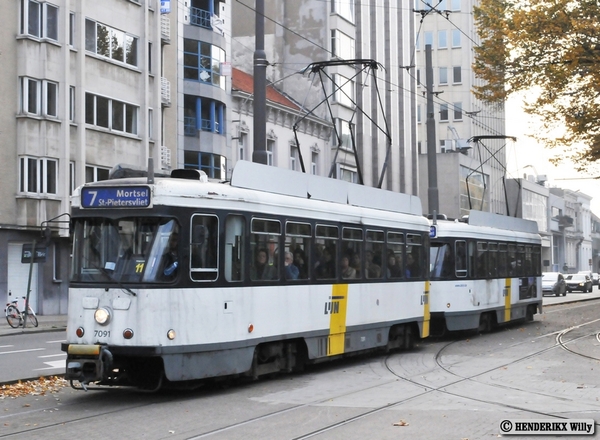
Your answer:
[81,186,151,208]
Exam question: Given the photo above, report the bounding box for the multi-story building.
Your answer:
[230,0,419,194]
[414,0,508,217]
[0,0,166,314]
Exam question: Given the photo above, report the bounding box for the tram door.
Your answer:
[7,243,38,312]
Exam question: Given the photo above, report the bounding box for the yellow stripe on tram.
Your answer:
[422,280,430,338]
[328,284,348,356]
[504,277,512,323]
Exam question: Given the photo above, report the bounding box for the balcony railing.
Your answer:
[190,7,211,29]
[161,77,171,106]
[161,14,170,42]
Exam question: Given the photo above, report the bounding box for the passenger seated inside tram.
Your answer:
[386,252,403,278]
[251,248,277,281]
[284,251,299,280]
[162,231,179,279]
[340,255,356,279]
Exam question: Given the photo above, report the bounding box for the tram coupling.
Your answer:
[65,344,113,390]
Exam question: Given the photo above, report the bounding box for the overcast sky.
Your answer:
[505,93,600,215]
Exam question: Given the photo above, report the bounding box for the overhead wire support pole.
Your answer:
[425,44,439,215]
[252,0,268,165]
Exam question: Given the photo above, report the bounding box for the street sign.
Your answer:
[21,244,47,263]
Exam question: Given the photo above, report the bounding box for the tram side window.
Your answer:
[476,242,488,278]
[406,233,424,278]
[387,231,405,279]
[285,221,311,280]
[533,245,541,275]
[507,244,517,277]
[315,224,338,280]
[524,245,535,276]
[430,242,453,279]
[488,242,498,278]
[467,241,477,278]
[516,245,525,277]
[190,215,218,281]
[341,227,362,279]
[250,218,280,281]
[224,215,245,282]
[365,230,384,279]
[498,243,508,277]
[455,240,467,278]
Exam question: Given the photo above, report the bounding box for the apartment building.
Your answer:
[414,0,508,217]
[0,0,166,313]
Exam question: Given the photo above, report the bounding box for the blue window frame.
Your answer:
[184,95,225,135]
[183,38,226,90]
[184,151,226,180]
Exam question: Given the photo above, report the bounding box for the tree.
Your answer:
[473,0,600,171]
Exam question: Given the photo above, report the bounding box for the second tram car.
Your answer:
[62,161,431,390]
[428,211,542,334]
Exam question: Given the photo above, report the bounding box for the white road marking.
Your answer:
[0,348,45,355]
[39,353,66,359]
[35,360,64,371]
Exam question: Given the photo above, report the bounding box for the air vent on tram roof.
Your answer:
[170,169,208,182]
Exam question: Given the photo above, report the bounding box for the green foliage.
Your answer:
[473,0,600,169]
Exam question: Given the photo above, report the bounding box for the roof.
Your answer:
[232,67,300,111]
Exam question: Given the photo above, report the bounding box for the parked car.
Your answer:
[592,273,599,286]
[565,274,593,293]
[542,272,567,296]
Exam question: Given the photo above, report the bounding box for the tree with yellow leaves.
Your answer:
[473,0,600,171]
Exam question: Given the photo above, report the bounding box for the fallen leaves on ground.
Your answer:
[393,419,409,426]
[0,377,68,399]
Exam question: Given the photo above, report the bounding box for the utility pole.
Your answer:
[425,44,439,215]
[252,0,268,164]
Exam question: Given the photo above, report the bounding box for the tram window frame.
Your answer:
[224,214,245,282]
[190,214,219,282]
[516,245,525,277]
[285,221,311,281]
[406,233,424,279]
[387,231,405,279]
[455,240,467,278]
[476,241,488,278]
[341,227,363,280]
[488,242,498,278]
[315,224,338,280]
[498,243,508,277]
[365,229,384,279]
[250,217,281,282]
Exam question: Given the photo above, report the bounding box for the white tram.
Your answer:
[428,211,542,334]
[62,161,431,390]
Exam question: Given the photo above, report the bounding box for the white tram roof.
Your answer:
[432,210,541,243]
[71,161,428,229]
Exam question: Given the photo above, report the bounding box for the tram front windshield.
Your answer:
[70,217,180,284]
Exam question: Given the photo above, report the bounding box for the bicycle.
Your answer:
[5,297,38,328]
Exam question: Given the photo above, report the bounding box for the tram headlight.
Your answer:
[94,307,112,325]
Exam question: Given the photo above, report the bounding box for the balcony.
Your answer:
[161,77,171,106]
[161,15,170,43]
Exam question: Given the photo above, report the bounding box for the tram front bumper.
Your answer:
[65,344,113,385]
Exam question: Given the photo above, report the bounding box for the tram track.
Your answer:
[1,317,599,439]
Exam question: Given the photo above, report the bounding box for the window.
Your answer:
[19,157,58,195]
[69,12,75,46]
[333,74,354,107]
[387,231,405,279]
[439,103,449,121]
[85,93,138,135]
[85,19,138,67]
[366,230,384,279]
[183,94,225,135]
[417,104,422,123]
[452,29,461,48]
[453,66,462,84]
[225,215,245,282]
[285,222,311,280]
[69,86,75,121]
[20,77,58,117]
[332,0,354,22]
[190,215,219,281]
[424,31,433,47]
[341,227,363,280]
[451,0,461,11]
[21,0,58,41]
[338,164,357,183]
[336,119,354,150]
[183,39,226,90]
[183,151,226,179]
[453,102,463,120]
[315,224,338,280]
[85,165,110,183]
[290,144,300,171]
[407,234,424,279]
[311,151,318,175]
[266,138,275,166]
[331,30,355,60]
[439,67,448,85]
[238,131,247,161]
[438,30,447,49]
[250,218,281,281]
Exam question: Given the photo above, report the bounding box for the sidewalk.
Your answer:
[0,314,67,337]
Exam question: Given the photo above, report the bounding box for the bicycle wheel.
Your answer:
[26,312,38,328]
[6,305,21,328]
